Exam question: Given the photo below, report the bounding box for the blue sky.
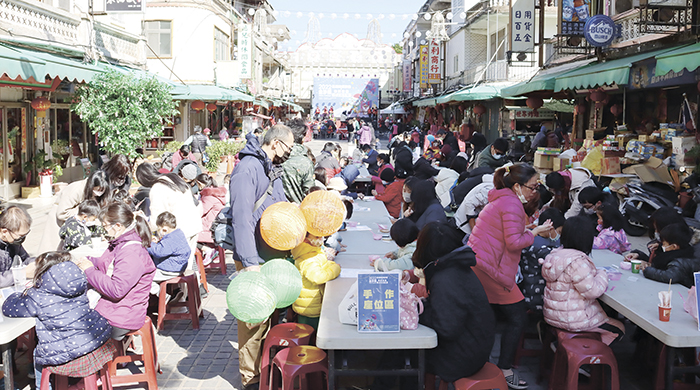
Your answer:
[270,0,428,52]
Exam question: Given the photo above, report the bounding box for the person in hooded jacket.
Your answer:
[467,163,553,389]
[413,222,495,383]
[412,157,440,181]
[228,125,293,390]
[392,137,415,179]
[541,216,625,346]
[545,167,596,219]
[315,142,342,182]
[73,202,155,341]
[406,180,446,230]
[3,251,113,389]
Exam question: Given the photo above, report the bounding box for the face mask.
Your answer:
[516,188,528,204]
[93,189,105,197]
[661,245,671,252]
[493,154,503,160]
[403,192,411,203]
[584,207,596,215]
[273,148,291,165]
[550,231,561,242]
[654,232,661,241]
[85,220,100,227]
[10,235,26,246]
[381,180,388,185]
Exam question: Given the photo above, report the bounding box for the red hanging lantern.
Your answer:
[234,102,243,109]
[191,100,205,111]
[473,104,486,116]
[31,96,51,111]
[589,90,607,103]
[575,102,587,115]
[206,103,217,112]
[610,104,622,117]
[526,97,544,110]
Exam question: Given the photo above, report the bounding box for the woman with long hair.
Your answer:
[102,154,132,192]
[405,179,446,230]
[73,202,155,340]
[134,162,162,217]
[467,163,553,389]
[39,170,111,253]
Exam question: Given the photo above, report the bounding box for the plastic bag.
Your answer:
[581,145,604,175]
[682,286,698,323]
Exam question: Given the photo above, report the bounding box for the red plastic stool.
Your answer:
[261,323,315,389]
[156,271,204,331]
[425,362,508,390]
[109,317,161,390]
[270,345,328,390]
[551,338,620,390]
[546,329,602,388]
[40,364,112,390]
[194,249,209,293]
[197,242,227,275]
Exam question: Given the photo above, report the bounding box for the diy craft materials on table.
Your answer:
[591,249,700,390]
[317,200,438,390]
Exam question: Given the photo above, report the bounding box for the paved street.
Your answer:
[7,138,652,390]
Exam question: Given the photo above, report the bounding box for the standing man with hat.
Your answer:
[183,125,212,169]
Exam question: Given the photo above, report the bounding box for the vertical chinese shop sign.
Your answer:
[511,0,535,53]
[428,40,441,84]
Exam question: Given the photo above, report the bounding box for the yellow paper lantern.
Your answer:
[299,190,345,237]
[260,202,308,250]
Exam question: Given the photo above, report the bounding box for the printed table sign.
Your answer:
[357,272,400,333]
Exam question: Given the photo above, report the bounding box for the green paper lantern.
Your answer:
[261,259,303,309]
[226,271,277,324]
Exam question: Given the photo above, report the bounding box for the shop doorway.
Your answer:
[0,105,28,200]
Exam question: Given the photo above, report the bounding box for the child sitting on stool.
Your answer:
[148,212,191,295]
[59,200,102,251]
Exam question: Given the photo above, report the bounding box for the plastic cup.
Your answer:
[631,260,642,274]
[11,266,26,289]
[659,305,671,322]
[347,221,359,228]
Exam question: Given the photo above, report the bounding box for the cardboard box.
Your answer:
[534,152,556,170]
[622,157,675,186]
[21,186,40,199]
[672,136,697,155]
[537,147,561,156]
[601,157,621,175]
[553,157,570,171]
[586,130,595,140]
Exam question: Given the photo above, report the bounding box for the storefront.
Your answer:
[0,102,29,199]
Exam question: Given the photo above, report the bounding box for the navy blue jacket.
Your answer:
[413,201,447,230]
[2,261,112,366]
[228,133,288,267]
[148,228,191,273]
[362,149,379,176]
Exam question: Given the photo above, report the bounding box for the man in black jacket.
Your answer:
[437,129,460,154]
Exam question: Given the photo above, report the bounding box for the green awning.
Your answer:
[255,99,270,109]
[438,83,506,103]
[655,42,700,77]
[285,101,305,113]
[171,84,254,102]
[413,97,438,107]
[543,99,575,113]
[554,48,676,92]
[501,60,594,97]
[0,43,103,83]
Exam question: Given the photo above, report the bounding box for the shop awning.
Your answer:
[0,43,103,83]
[413,97,439,107]
[254,99,270,109]
[554,47,676,92]
[171,84,254,102]
[655,42,700,77]
[285,101,304,113]
[437,83,511,103]
[501,60,595,98]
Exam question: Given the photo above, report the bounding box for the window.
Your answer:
[145,21,172,57]
[215,28,230,61]
[453,55,459,74]
[489,29,506,61]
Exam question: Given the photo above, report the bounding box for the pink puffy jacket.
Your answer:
[540,248,609,332]
[467,188,534,291]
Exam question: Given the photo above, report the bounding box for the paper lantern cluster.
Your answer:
[227,259,303,322]
[260,202,308,251]
[299,190,346,237]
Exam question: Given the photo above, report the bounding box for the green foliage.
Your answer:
[205,140,246,173]
[392,43,403,54]
[72,70,179,158]
[51,139,71,155]
[23,148,63,181]
[160,141,183,157]
[686,144,700,170]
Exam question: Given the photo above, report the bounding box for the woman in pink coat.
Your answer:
[541,216,625,346]
[358,122,372,146]
[467,163,552,389]
[196,174,227,243]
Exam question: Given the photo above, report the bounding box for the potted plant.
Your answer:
[23,149,63,197]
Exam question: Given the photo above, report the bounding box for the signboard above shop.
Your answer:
[105,0,144,12]
[511,0,536,53]
[508,107,556,120]
[629,59,698,90]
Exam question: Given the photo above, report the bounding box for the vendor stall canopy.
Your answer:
[553,47,677,92]
[654,42,700,77]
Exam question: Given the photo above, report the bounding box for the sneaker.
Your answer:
[203,249,217,266]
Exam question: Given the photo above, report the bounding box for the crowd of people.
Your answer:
[2,116,698,390]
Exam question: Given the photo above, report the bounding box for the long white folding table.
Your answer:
[317,200,437,390]
[591,249,700,390]
[0,316,35,390]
